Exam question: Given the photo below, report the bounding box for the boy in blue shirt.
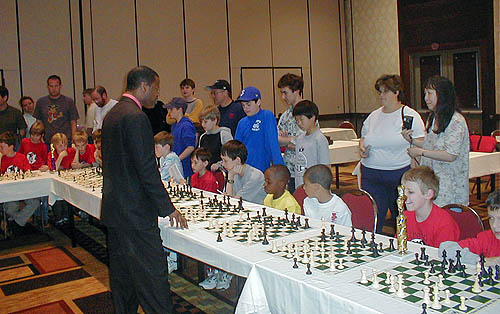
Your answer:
[165,97,196,178]
[234,86,283,173]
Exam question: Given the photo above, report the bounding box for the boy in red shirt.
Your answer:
[190,148,218,193]
[71,130,95,169]
[440,189,500,267]
[18,121,48,171]
[92,129,102,167]
[48,133,75,171]
[402,166,460,248]
[0,131,39,233]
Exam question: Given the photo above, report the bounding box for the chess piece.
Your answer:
[455,250,462,269]
[495,265,500,280]
[286,244,293,258]
[304,218,310,229]
[437,274,444,289]
[431,285,441,310]
[378,242,384,253]
[321,217,326,230]
[330,224,335,239]
[472,274,481,293]
[262,207,267,217]
[415,253,420,265]
[488,266,495,285]
[423,271,430,285]
[360,229,367,245]
[271,240,278,253]
[293,258,298,269]
[329,255,336,272]
[448,258,455,273]
[262,228,269,245]
[346,241,352,254]
[430,262,436,274]
[306,263,312,275]
[458,296,467,311]
[284,209,289,222]
[337,258,345,270]
[421,303,428,314]
[422,286,431,305]
[385,272,391,285]
[388,238,395,251]
[388,275,396,293]
[360,269,368,284]
[443,289,451,305]
[420,247,426,261]
[216,231,223,242]
[424,255,430,267]
[396,275,405,297]
[371,269,380,288]
[320,250,326,263]
[350,226,357,242]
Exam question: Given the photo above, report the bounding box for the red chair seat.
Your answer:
[340,189,377,232]
[443,204,484,240]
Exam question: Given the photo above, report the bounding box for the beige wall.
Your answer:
[346,0,400,113]
[1,0,347,122]
[495,0,500,115]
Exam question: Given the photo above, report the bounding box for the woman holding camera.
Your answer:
[360,74,425,233]
[402,75,469,207]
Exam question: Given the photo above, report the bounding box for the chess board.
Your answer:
[207,212,311,245]
[356,258,500,313]
[0,170,39,181]
[267,229,395,273]
[57,167,103,190]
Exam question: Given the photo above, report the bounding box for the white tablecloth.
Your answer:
[0,172,53,203]
[329,140,360,165]
[469,151,500,178]
[321,128,357,141]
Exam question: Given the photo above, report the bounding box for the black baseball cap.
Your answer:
[206,79,231,93]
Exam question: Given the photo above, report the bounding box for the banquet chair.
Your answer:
[442,204,484,241]
[339,189,378,232]
[213,170,225,193]
[293,185,307,216]
[491,130,500,151]
[338,120,355,130]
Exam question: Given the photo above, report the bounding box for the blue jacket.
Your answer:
[235,109,284,173]
[172,116,196,177]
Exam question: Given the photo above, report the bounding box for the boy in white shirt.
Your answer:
[154,131,184,183]
[302,164,352,226]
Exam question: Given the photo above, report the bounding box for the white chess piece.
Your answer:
[476,262,481,275]
[443,289,451,305]
[422,286,431,305]
[321,217,326,230]
[314,240,320,251]
[247,230,253,244]
[438,274,444,289]
[472,274,482,293]
[337,258,345,270]
[458,296,467,311]
[302,248,310,264]
[385,272,391,285]
[329,254,336,271]
[423,271,430,285]
[271,240,278,253]
[227,222,235,237]
[371,269,380,289]
[320,250,326,263]
[431,285,442,310]
[360,269,368,284]
[309,251,315,267]
[389,275,397,293]
[396,275,405,297]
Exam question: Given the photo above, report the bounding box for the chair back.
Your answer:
[490,129,500,137]
[293,185,307,216]
[442,204,484,240]
[339,121,355,130]
[340,189,377,232]
[213,170,225,193]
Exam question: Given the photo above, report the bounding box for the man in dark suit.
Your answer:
[101,66,187,314]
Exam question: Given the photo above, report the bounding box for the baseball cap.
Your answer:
[206,79,231,93]
[237,86,261,102]
[164,97,187,112]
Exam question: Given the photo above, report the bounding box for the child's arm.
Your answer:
[55,150,68,170]
[264,113,284,165]
[178,146,195,161]
[439,241,480,265]
[71,144,81,168]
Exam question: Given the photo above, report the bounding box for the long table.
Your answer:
[321,128,357,141]
[2,171,499,314]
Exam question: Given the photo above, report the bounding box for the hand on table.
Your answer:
[39,165,49,172]
[169,209,188,229]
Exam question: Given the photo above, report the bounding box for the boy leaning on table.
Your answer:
[440,189,500,267]
[402,166,459,248]
[0,131,39,235]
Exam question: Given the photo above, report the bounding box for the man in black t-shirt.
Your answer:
[205,79,245,136]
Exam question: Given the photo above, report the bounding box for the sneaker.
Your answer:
[167,258,178,273]
[216,272,233,290]
[199,272,219,290]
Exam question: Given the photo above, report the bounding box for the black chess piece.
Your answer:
[296,216,301,227]
[488,267,495,285]
[346,241,352,254]
[291,213,295,223]
[247,212,251,220]
[370,232,376,247]
[420,247,426,261]
[360,229,367,245]
[495,265,500,281]
[478,274,484,287]
[216,231,223,242]
[372,244,380,258]
[304,218,310,229]
[306,263,312,275]
[293,258,298,269]
[320,230,327,243]
[329,224,335,239]
[350,226,357,242]
[284,209,289,222]
[415,253,420,265]
[430,262,436,273]
[218,203,223,212]
[378,242,384,253]
[335,232,341,243]
[262,207,267,217]
[424,255,430,267]
[480,253,488,277]
[200,191,204,199]
[441,250,448,266]
[262,229,269,245]
[269,215,274,227]
[421,303,428,314]
[448,258,455,273]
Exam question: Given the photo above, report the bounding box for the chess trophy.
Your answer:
[50,143,56,171]
[396,185,408,255]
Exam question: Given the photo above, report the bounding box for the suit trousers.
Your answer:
[107,226,172,314]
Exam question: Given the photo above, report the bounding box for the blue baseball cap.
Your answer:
[237,86,261,102]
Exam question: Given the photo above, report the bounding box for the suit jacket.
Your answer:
[101,96,175,229]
